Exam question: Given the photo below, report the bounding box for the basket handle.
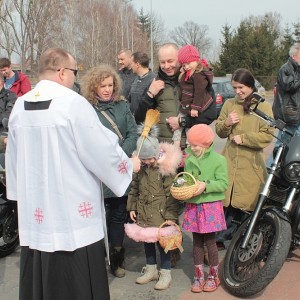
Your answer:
[173,171,197,185]
[158,221,181,239]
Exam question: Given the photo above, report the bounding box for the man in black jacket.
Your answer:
[268,43,300,167]
[128,51,155,123]
[0,72,17,127]
[0,72,17,151]
[117,49,137,99]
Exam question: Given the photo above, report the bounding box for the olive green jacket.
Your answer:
[127,165,179,228]
[155,81,180,143]
[215,97,274,211]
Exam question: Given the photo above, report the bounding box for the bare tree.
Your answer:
[169,21,212,57]
[0,0,149,75]
[0,0,62,74]
[26,0,63,74]
[0,0,31,70]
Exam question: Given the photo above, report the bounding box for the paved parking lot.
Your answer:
[2,230,300,300]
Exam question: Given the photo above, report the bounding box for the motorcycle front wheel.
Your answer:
[222,210,291,297]
[0,210,19,258]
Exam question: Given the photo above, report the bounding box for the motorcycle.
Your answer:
[0,120,19,258]
[222,93,300,297]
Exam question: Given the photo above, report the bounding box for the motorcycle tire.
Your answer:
[221,210,291,297]
[0,211,19,258]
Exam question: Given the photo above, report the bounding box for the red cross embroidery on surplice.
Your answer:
[78,202,93,218]
[118,160,128,174]
[34,208,44,224]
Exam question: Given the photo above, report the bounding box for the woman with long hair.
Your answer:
[215,68,274,249]
[81,64,138,277]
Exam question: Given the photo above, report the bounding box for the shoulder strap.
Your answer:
[94,105,124,142]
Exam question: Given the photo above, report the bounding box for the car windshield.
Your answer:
[212,83,221,93]
[212,81,234,93]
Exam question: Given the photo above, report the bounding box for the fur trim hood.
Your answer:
[157,142,182,176]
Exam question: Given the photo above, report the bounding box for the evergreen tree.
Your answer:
[216,12,282,83]
[292,21,300,42]
[214,24,233,76]
[137,8,151,36]
[278,25,295,63]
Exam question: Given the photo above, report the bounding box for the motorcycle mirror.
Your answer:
[252,92,265,103]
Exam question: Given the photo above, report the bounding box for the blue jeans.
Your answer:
[144,242,171,269]
[266,123,300,168]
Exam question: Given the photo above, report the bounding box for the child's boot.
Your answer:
[136,264,158,284]
[191,264,205,293]
[154,269,172,290]
[203,265,220,292]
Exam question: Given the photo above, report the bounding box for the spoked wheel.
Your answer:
[222,210,291,297]
[0,210,19,258]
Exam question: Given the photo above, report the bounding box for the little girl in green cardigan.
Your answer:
[182,124,228,293]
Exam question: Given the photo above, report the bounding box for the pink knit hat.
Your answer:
[187,124,214,148]
[178,45,200,65]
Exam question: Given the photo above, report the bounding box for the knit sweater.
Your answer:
[179,69,213,115]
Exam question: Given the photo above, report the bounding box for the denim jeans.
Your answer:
[144,242,171,269]
[266,123,300,168]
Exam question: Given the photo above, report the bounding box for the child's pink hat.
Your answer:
[187,124,214,148]
[178,45,200,65]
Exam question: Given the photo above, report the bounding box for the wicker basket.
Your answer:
[158,222,184,253]
[170,172,199,201]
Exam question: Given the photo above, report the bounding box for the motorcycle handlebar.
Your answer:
[250,107,274,123]
[250,107,294,137]
[249,93,294,137]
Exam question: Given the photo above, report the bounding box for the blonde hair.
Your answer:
[81,64,122,105]
[193,146,206,158]
[179,61,204,80]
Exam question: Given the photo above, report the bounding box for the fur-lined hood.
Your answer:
[157,142,182,177]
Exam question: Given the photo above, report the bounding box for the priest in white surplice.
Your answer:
[5,48,140,300]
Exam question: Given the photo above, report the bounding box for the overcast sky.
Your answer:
[132,0,299,46]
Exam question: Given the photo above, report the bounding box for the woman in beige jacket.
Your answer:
[215,68,274,249]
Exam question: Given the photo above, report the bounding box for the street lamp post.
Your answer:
[125,0,132,49]
[150,0,154,70]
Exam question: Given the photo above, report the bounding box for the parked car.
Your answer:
[212,77,236,116]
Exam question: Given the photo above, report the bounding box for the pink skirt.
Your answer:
[182,201,227,234]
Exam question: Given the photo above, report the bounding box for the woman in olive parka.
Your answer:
[215,68,274,246]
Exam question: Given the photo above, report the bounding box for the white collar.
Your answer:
[20,80,76,102]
